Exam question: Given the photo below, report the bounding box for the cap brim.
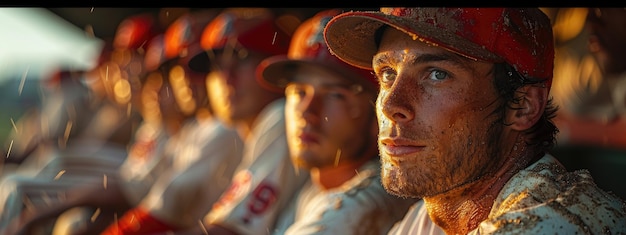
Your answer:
[257,55,292,92]
[258,55,376,93]
[324,11,502,70]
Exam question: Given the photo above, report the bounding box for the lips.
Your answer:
[297,132,320,145]
[379,137,425,156]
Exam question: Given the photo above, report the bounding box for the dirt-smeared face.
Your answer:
[373,28,505,198]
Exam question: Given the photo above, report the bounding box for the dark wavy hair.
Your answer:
[491,63,559,153]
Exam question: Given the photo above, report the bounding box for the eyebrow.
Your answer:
[375,51,473,71]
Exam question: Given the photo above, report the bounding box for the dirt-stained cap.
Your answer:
[257,9,377,93]
[324,8,555,87]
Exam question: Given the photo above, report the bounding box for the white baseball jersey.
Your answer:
[0,90,138,230]
[204,98,310,234]
[136,117,244,228]
[271,159,417,235]
[386,200,445,235]
[388,154,626,235]
[51,118,244,234]
[118,121,173,205]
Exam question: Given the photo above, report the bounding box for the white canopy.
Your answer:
[0,8,104,83]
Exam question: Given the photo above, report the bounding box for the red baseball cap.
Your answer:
[161,10,219,84]
[258,9,378,93]
[114,13,159,51]
[143,34,166,72]
[187,8,293,73]
[164,10,218,62]
[324,8,555,88]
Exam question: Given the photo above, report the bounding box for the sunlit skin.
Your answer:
[207,49,284,138]
[374,28,547,234]
[284,65,378,189]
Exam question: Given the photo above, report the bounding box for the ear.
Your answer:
[506,84,548,131]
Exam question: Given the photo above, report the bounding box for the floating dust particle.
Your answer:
[199,219,209,235]
[272,32,277,45]
[63,121,73,144]
[334,149,342,167]
[54,170,66,180]
[103,174,108,189]
[10,118,17,133]
[112,212,119,231]
[91,208,101,222]
[6,140,12,158]
[19,68,27,96]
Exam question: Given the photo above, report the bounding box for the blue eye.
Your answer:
[428,70,448,81]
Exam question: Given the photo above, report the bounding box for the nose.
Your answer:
[379,82,414,123]
[300,88,322,125]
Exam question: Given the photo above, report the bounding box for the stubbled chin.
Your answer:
[381,167,405,196]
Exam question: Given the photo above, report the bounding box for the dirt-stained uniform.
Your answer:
[389,154,626,234]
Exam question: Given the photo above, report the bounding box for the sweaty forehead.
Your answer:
[375,28,491,74]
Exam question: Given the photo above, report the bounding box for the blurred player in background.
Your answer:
[257,9,419,235]
[545,7,626,199]
[0,13,161,234]
[99,9,248,235]
[174,8,310,235]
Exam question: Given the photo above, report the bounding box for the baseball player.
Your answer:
[2,32,192,235]
[97,9,248,234]
[0,13,161,234]
[174,8,309,235]
[324,7,626,234]
[256,9,418,235]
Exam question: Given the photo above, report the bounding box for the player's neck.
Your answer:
[423,134,537,234]
[311,156,372,190]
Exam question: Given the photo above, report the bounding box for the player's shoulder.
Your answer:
[482,154,626,234]
[340,160,416,208]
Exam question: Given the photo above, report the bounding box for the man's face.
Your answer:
[284,65,377,170]
[206,48,281,127]
[373,28,503,198]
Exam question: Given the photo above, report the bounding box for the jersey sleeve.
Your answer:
[139,120,244,228]
[118,122,173,205]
